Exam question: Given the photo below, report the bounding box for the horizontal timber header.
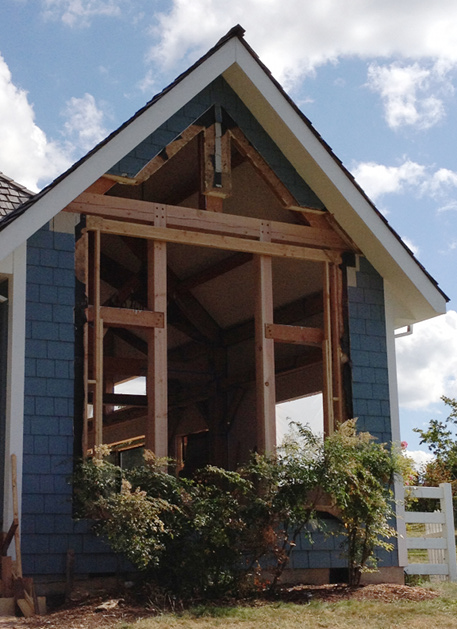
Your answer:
[66,192,349,252]
[85,215,339,263]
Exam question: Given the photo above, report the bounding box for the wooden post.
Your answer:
[255,222,276,453]
[329,261,344,425]
[146,208,168,457]
[322,262,334,435]
[440,482,457,581]
[92,229,104,452]
[82,231,89,458]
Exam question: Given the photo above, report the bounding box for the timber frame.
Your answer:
[65,112,355,468]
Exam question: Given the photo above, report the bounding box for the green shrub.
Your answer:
[323,420,400,586]
[73,421,401,597]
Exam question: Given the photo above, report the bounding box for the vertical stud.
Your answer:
[255,222,276,453]
[146,208,168,457]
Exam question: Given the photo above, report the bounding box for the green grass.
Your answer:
[112,583,457,629]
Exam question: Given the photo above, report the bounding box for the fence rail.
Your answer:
[404,482,457,581]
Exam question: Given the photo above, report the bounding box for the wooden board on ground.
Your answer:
[0,597,15,616]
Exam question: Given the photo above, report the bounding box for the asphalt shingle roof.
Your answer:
[0,172,33,220]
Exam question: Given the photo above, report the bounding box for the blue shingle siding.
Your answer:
[23,222,127,577]
[346,256,397,569]
[108,77,324,210]
[347,257,391,444]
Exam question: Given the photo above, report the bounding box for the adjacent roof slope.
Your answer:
[0,172,33,219]
[0,26,447,327]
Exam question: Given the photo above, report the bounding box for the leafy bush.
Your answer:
[73,422,401,596]
[322,420,400,586]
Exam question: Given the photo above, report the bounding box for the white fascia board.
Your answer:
[0,40,239,264]
[225,42,446,323]
[384,284,408,568]
[4,244,26,544]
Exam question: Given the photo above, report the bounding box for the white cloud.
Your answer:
[366,62,451,130]
[62,93,108,151]
[137,70,156,95]
[405,449,434,469]
[351,158,457,209]
[0,54,71,191]
[423,168,457,197]
[0,54,110,191]
[148,1,457,87]
[42,0,121,26]
[396,311,457,409]
[352,159,425,201]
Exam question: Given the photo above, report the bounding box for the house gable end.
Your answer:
[107,77,325,212]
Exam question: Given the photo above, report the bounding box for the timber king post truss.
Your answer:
[65,114,356,465]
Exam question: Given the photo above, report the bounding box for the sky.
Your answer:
[2,0,457,463]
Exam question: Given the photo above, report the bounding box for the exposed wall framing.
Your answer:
[68,111,355,467]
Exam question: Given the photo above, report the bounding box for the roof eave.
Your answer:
[222,43,447,325]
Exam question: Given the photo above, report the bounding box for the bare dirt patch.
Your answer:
[0,583,440,629]
[277,582,440,604]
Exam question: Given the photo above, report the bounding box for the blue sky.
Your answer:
[2,0,457,463]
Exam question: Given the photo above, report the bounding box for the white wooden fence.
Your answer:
[404,483,457,581]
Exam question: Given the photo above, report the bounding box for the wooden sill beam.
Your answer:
[66,193,347,252]
[265,323,324,346]
[88,416,146,450]
[85,215,338,263]
[87,305,164,329]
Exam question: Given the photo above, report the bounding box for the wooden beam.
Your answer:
[329,262,344,424]
[99,253,139,297]
[67,193,347,251]
[203,121,231,202]
[110,327,148,356]
[85,176,117,195]
[265,323,324,346]
[223,347,323,391]
[87,305,164,329]
[88,416,146,450]
[222,291,324,347]
[146,209,168,457]
[104,356,147,378]
[178,252,252,292]
[230,127,298,209]
[322,262,334,436]
[104,273,142,308]
[90,229,104,451]
[255,225,276,453]
[85,215,338,263]
[136,124,204,183]
[168,268,221,343]
[82,231,89,458]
